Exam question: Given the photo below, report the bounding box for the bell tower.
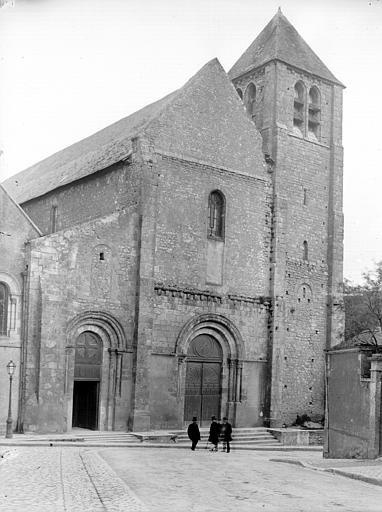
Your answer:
[230,9,344,425]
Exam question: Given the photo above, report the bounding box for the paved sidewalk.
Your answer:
[100,447,382,511]
[0,429,321,451]
[269,450,382,487]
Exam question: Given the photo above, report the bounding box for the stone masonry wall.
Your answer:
[273,64,343,424]
[0,187,41,433]
[142,154,273,428]
[24,207,139,433]
[21,160,135,236]
[234,61,344,425]
[153,154,272,296]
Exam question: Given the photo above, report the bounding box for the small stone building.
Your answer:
[325,342,382,459]
[1,10,344,433]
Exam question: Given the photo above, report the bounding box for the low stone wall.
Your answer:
[132,431,177,443]
[268,428,323,446]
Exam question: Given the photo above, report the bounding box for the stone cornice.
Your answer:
[154,284,270,308]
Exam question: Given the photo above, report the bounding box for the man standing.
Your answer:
[208,416,220,451]
[187,416,200,451]
[220,417,233,453]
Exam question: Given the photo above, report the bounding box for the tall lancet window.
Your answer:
[0,283,8,336]
[245,82,256,118]
[208,191,225,240]
[303,240,309,261]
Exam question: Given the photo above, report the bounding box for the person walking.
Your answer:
[208,416,220,451]
[220,417,233,453]
[187,416,200,451]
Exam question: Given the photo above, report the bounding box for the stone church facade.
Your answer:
[0,10,344,433]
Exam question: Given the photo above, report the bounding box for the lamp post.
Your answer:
[5,360,16,439]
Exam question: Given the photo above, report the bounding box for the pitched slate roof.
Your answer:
[3,58,266,204]
[229,8,343,86]
[2,90,178,204]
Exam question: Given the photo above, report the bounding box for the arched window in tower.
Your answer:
[244,82,256,118]
[208,190,225,240]
[0,282,8,336]
[236,88,243,100]
[293,81,305,135]
[308,86,321,140]
[303,241,309,261]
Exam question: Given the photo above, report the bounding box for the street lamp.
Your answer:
[5,360,16,439]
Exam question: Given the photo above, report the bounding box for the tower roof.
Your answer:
[229,9,343,86]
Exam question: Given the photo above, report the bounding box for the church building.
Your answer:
[0,10,344,433]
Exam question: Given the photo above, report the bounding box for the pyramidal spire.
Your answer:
[229,10,343,86]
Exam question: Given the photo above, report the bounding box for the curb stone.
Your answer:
[326,468,382,487]
[270,458,382,487]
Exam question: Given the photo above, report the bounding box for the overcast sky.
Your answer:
[0,0,381,284]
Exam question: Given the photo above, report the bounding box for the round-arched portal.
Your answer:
[184,334,223,424]
[65,311,128,433]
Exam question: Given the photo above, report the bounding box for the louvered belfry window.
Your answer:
[293,81,305,133]
[208,191,225,240]
[0,283,8,336]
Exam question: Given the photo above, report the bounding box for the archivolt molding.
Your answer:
[175,313,245,360]
[66,311,127,350]
[0,271,21,296]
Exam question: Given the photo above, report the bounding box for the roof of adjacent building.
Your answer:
[229,8,343,86]
[330,329,382,351]
[3,58,266,204]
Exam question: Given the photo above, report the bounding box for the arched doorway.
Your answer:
[184,334,223,426]
[72,331,102,430]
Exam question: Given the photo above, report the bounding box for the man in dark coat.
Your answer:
[220,416,233,453]
[187,416,200,451]
[208,416,220,451]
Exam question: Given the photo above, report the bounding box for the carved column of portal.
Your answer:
[235,360,243,402]
[64,347,75,432]
[226,359,236,423]
[177,355,186,427]
[112,350,121,430]
[106,349,114,430]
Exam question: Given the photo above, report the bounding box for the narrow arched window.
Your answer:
[50,205,57,233]
[236,88,243,100]
[208,191,225,240]
[0,282,9,336]
[244,82,256,118]
[303,241,308,261]
[308,86,321,140]
[293,81,305,134]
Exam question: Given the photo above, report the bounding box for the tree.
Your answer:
[344,262,382,346]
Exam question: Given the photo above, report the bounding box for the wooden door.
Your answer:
[184,335,222,425]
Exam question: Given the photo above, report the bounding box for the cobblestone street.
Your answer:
[0,447,146,511]
[2,446,382,511]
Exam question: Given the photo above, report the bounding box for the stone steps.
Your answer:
[172,427,280,446]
